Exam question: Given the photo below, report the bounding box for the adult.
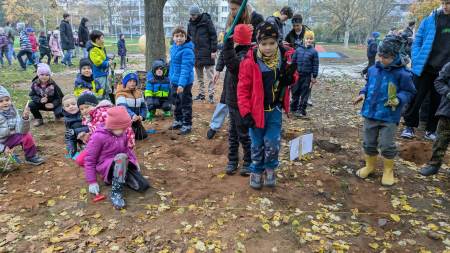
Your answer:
[362,32,381,77]
[4,22,16,60]
[206,0,264,139]
[59,13,75,66]
[401,21,416,57]
[284,14,311,49]
[401,1,450,141]
[266,6,294,42]
[188,5,218,103]
[78,17,90,58]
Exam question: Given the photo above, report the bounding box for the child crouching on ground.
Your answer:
[420,62,450,176]
[84,106,149,209]
[145,59,172,120]
[0,85,44,165]
[116,71,148,140]
[62,94,89,159]
[353,35,416,186]
[237,22,296,190]
[74,58,104,100]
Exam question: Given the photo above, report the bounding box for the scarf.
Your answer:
[81,74,94,84]
[115,84,143,99]
[0,105,17,130]
[257,47,280,71]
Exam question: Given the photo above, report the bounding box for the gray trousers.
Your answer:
[363,118,398,159]
[195,65,215,97]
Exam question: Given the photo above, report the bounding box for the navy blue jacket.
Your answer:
[360,58,416,123]
[117,39,126,57]
[367,38,379,58]
[63,110,88,136]
[292,45,319,78]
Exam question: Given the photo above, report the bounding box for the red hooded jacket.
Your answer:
[237,45,296,129]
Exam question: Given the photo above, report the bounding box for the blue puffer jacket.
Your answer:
[169,41,195,87]
[292,45,319,78]
[411,9,441,76]
[360,58,416,123]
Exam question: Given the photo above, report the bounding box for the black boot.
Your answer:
[226,162,238,175]
[194,94,206,101]
[419,165,440,176]
[240,161,251,176]
[207,128,217,139]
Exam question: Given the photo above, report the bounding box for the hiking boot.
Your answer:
[240,162,251,176]
[33,119,44,127]
[264,169,276,187]
[163,111,172,117]
[194,94,206,101]
[207,128,217,139]
[424,131,437,141]
[249,173,262,190]
[419,165,440,176]
[208,95,214,104]
[25,155,45,166]
[179,125,192,135]
[225,163,238,175]
[400,127,415,139]
[168,121,182,130]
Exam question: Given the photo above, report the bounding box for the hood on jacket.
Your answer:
[151,59,168,76]
[189,13,212,26]
[80,17,88,27]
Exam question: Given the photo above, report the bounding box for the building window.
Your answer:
[222,6,227,12]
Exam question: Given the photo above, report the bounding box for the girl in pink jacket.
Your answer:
[49,30,62,64]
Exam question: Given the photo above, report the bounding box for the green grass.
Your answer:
[104,37,142,55]
[0,62,77,86]
[9,89,29,109]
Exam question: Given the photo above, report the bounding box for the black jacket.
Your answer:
[188,13,218,67]
[63,111,89,136]
[222,40,252,108]
[78,18,89,48]
[60,20,75,50]
[39,35,50,54]
[29,77,64,108]
[435,63,450,118]
[285,25,311,49]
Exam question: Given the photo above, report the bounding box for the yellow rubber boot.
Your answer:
[356,155,377,179]
[382,159,395,186]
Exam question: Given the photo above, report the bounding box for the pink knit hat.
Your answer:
[37,63,52,76]
[105,106,131,130]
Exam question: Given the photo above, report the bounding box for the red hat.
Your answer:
[105,106,131,130]
[233,24,252,46]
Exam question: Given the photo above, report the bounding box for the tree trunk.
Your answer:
[107,4,114,35]
[144,0,167,70]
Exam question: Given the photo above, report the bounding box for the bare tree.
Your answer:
[144,0,167,69]
[363,0,396,38]
[104,0,120,35]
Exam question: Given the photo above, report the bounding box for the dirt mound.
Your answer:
[315,139,342,153]
[399,141,432,165]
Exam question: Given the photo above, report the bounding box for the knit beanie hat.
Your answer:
[292,14,303,25]
[77,92,98,107]
[122,70,139,87]
[105,106,131,130]
[256,22,279,42]
[378,35,405,58]
[233,24,252,46]
[0,85,10,99]
[79,58,92,73]
[372,32,381,39]
[26,27,34,33]
[189,5,201,15]
[62,94,76,105]
[37,63,52,76]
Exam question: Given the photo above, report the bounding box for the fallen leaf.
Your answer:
[50,225,81,243]
[390,214,401,222]
[88,225,103,236]
[262,223,271,233]
[47,199,56,207]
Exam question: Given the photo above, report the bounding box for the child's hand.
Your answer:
[41,97,48,103]
[132,115,140,122]
[177,86,184,94]
[353,94,365,105]
[88,183,100,195]
[80,133,90,144]
[22,107,30,120]
[310,78,318,88]
[4,147,12,155]
[44,103,54,109]
[211,52,217,60]
[386,98,400,107]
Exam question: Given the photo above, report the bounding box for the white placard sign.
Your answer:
[289,133,314,161]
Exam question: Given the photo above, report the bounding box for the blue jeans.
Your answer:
[62,49,73,65]
[7,43,15,59]
[249,107,282,173]
[209,103,228,131]
[0,46,12,65]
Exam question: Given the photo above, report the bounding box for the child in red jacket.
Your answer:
[237,22,296,190]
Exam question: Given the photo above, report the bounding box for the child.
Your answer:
[27,28,38,65]
[62,94,88,159]
[74,58,104,99]
[169,26,195,135]
[117,34,127,69]
[420,62,450,176]
[28,63,64,127]
[237,22,296,189]
[0,85,44,165]
[353,35,416,186]
[84,106,149,209]
[39,31,51,65]
[222,24,253,176]
[145,59,172,120]
[0,28,11,67]
[49,31,62,64]
[17,26,35,71]
[116,71,148,140]
[291,30,319,118]
[87,30,111,100]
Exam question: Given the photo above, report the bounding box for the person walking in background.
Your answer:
[362,32,381,77]
[117,34,127,70]
[60,13,75,66]
[49,30,63,64]
[16,24,35,71]
[188,5,218,104]
[266,6,294,42]
[4,22,16,60]
[39,31,51,65]
[0,28,11,67]
[78,18,90,58]
[27,28,39,65]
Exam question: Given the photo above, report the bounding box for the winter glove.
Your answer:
[88,183,100,195]
[242,114,256,129]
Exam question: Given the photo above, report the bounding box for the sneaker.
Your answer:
[424,131,437,141]
[419,165,440,176]
[179,125,192,135]
[249,173,262,190]
[300,110,307,117]
[33,119,44,127]
[400,127,415,139]
[293,111,303,118]
[208,95,214,104]
[240,162,251,176]
[168,121,182,130]
[264,169,276,187]
[25,155,45,166]
[207,128,217,139]
[307,100,313,107]
[194,94,206,101]
[225,163,238,175]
